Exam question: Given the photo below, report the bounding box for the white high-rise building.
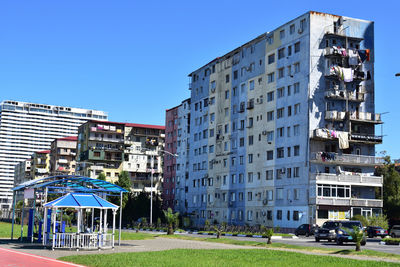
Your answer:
[0,100,108,209]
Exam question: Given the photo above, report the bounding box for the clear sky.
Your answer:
[1,1,399,158]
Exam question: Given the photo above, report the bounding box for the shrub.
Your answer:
[347,226,365,252]
[382,238,400,245]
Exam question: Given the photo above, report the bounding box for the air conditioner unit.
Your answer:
[262,130,267,135]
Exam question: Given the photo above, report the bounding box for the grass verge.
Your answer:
[59,249,400,267]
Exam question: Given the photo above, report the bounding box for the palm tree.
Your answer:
[264,228,274,244]
[213,224,225,239]
[348,226,365,252]
[163,208,179,235]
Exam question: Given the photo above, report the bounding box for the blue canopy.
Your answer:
[44,193,119,210]
[12,175,128,195]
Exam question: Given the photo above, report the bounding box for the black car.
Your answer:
[295,224,317,237]
[336,221,366,245]
[366,226,388,238]
[315,221,340,242]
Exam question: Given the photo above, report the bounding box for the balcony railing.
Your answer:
[349,112,382,123]
[325,111,346,121]
[350,133,383,144]
[310,152,385,166]
[324,47,348,57]
[309,173,383,186]
[310,197,383,207]
[325,90,365,102]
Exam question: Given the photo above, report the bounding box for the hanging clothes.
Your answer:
[366,49,370,61]
[342,68,353,82]
[338,132,349,149]
[348,49,359,65]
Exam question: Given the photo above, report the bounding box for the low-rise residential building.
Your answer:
[50,136,78,175]
[14,159,31,186]
[30,150,50,179]
[76,120,165,194]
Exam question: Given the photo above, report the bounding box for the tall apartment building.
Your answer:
[50,136,78,175]
[77,120,165,194]
[0,100,107,209]
[164,98,191,211]
[173,11,383,230]
[14,159,31,186]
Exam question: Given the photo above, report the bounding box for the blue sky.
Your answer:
[1,1,399,158]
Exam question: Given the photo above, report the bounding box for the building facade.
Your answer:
[50,136,78,175]
[30,150,51,180]
[0,100,107,209]
[77,120,165,194]
[13,159,31,186]
[173,11,383,230]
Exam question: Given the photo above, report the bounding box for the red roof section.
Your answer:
[37,150,50,154]
[57,136,78,141]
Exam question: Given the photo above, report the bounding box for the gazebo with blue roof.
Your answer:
[11,175,128,250]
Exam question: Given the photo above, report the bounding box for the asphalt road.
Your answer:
[181,233,400,254]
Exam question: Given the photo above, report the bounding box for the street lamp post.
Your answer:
[141,147,178,225]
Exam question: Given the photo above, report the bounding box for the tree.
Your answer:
[213,224,225,239]
[97,172,106,181]
[368,214,388,229]
[116,171,132,209]
[163,208,179,235]
[348,226,365,252]
[375,155,400,220]
[263,227,274,244]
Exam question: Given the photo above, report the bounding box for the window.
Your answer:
[294,145,300,156]
[231,174,236,184]
[233,70,238,80]
[209,145,214,153]
[239,137,245,147]
[293,211,299,221]
[267,91,274,102]
[239,173,244,183]
[294,167,300,177]
[225,90,229,99]
[294,103,300,115]
[268,54,275,64]
[294,62,300,73]
[248,154,253,163]
[210,129,214,137]
[247,210,253,221]
[266,170,273,180]
[276,189,283,200]
[267,111,274,121]
[294,124,300,136]
[248,135,254,145]
[226,74,230,83]
[278,48,285,59]
[295,41,301,53]
[248,192,253,201]
[248,117,253,128]
[278,68,284,79]
[287,167,292,178]
[210,113,215,121]
[267,131,274,142]
[267,150,273,160]
[239,192,244,201]
[267,210,272,220]
[277,87,284,98]
[294,82,300,94]
[300,19,306,32]
[267,72,275,83]
[277,147,284,158]
[278,127,284,137]
[290,24,295,34]
[277,210,282,220]
[280,29,285,39]
[287,210,291,221]
[230,192,236,201]
[231,157,236,166]
[287,126,291,137]
[248,172,253,183]
[287,106,292,116]
[288,45,292,56]
[276,169,283,179]
[287,85,291,96]
[277,107,284,119]
[211,81,216,90]
[94,151,101,157]
[294,189,299,200]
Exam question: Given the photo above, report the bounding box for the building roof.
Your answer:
[57,136,78,141]
[44,193,118,209]
[87,120,165,130]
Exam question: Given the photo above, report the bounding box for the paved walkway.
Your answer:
[1,237,399,265]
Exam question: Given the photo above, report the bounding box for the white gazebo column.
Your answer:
[77,209,81,250]
[104,209,107,233]
[112,210,116,249]
[52,209,56,250]
[91,208,94,232]
[99,209,103,233]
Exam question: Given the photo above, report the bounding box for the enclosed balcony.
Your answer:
[325,90,365,102]
[310,152,385,166]
[325,111,346,121]
[350,133,383,144]
[309,197,382,207]
[309,173,382,187]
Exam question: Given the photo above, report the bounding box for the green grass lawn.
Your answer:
[0,222,157,240]
[59,249,400,267]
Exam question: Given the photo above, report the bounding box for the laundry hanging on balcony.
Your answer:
[348,49,359,65]
[342,68,353,82]
[337,132,349,149]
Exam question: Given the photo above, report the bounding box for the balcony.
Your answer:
[350,133,383,144]
[312,128,348,141]
[89,136,124,143]
[310,197,382,207]
[90,125,124,134]
[310,152,385,166]
[325,90,365,102]
[349,112,382,124]
[324,47,348,58]
[309,173,383,187]
[325,111,346,121]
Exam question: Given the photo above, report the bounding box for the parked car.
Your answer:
[335,221,366,246]
[315,221,340,242]
[295,224,317,237]
[366,226,388,238]
[390,225,400,238]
